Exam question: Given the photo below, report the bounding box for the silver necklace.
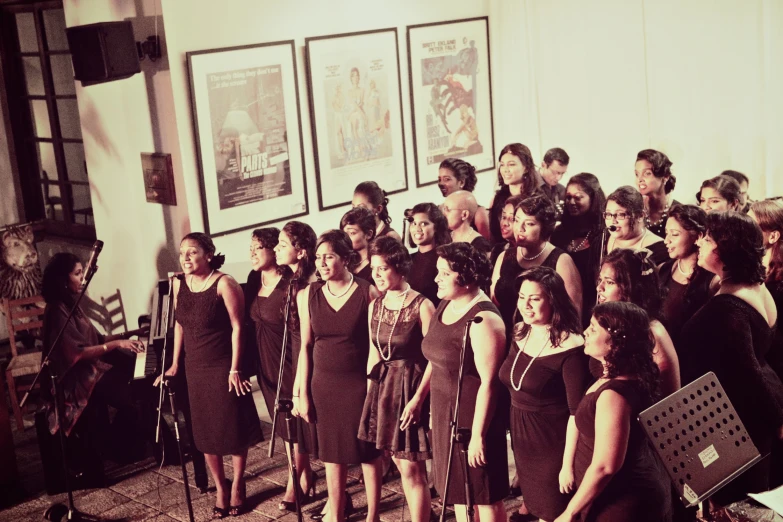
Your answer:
[520,242,549,262]
[449,291,483,317]
[375,284,411,361]
[509,330,551,391]
[326,273,354,298]
[676,259,694,277]
[261,271,282,289]
[190,270,215,292]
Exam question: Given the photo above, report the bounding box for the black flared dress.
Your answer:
[249,274,315,452]
[499,343,589,521]
[358,293,432,461]
[177,275,262,455]
[422,299,509,505]
[573,379,671,522]
[309,278,380,464]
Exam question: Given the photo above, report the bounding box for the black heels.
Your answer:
[212,479,231,519]
[279,470,318,511]
[228,479,247,517]
[309,492,353,521]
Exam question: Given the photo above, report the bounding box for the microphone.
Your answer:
[469,316,484,324]
[81,240,104,287]
[607,225,618,232]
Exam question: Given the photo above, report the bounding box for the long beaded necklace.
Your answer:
[375,284,411,361]
[190,269,215,292]
[509,329,551,391]
[326,273,354,298]
[520,242,549,262]
[449,290,483,317]
[567,232,591,253]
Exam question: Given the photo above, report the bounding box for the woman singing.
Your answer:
[488,143,540,244]
[359,237,436,522]
[162,233,262,518]
[499,267,588,522]
[341,206,377,284]
[293,230,382,522]
[555,301,671,522]
[407,202,452,308]
[634,149,678,238]
[604,186,667,265]
[247,225,318,511]
[353,181,401,241]
[422,242,508,522]
[679,211,783,504]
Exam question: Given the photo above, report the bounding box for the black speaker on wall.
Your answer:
[66,21,140,86]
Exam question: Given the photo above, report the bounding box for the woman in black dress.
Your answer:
[246,225,318,511]
[353,181,401,241]
[634,149,678,238]
[341,206,376,284]
[499,267,589,522]
[555,301,671,522]
[293,230,382,522]
[359,237,436,522]
[421,242,508,522]
[163,233,262,518]
[488,143,540,244]
[658,205,715,347]
[604,186,668,265]
[551,173,606,326]
[492,194,583,327]
[407,202,452,308]
[679,211,783,504]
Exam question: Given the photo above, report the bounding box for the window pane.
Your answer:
[71,183,94,224]
[57,99,81,139]
[15,13,38,53]
[30,100,51,138]
[22,57,44,96]
[50,55,76,95]
[43,9,68,52]
[36,141,58,181]
[63,143,88,182]
[40,182,64,221]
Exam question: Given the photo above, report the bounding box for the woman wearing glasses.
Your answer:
[604,186,667,266]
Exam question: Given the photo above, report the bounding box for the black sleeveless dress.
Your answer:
[574,379,671,522]
[249,274,314,451]
[358,293,432,461]
[422,299,509,505]
[499,343,589,520]
[177,275,262,455]
[309,278,380,464]
[408,249,440,308]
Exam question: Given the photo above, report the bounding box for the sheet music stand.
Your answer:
[638,372,763,514]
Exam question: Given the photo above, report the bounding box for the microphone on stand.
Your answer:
[607,225,618,232]
[81,240,104,288]
[468,316,483,324]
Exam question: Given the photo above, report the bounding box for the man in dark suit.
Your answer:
[538,147,569,209]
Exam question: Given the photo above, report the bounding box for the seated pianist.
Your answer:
[41,252,148,462]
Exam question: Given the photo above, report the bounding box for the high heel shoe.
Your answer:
[213,479,231,519]
[228,479,246,517]
[279,470,318,511]
[309,492,352,521]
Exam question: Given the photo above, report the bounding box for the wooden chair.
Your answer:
[2,295,46,432]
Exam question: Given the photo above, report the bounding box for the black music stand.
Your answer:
[638,372,763,519]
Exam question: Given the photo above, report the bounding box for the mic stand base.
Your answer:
[275,399,304,522]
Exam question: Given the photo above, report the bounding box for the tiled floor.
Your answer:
[1,384,526,522]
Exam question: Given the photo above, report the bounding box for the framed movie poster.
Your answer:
[187,40,308,236]
[407,17,495,187]
[306,28,408,211]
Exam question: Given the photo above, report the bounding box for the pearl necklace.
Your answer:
[261,271,282,289]
[520,242,549,262]
[567,233,591,253]
[645,197,671,230]
[676,259,694,278]
[190,270,215,292]
[375,284,411,361]
[326,273,354,298]
[509,330,551,391]
[449,291,483,317]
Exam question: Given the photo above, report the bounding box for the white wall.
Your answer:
[0,57,20,226]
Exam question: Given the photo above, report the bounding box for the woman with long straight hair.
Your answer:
[487,143,540,244]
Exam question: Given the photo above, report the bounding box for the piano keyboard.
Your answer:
[133,340,159,380]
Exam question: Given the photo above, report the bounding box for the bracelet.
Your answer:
[292,394,300,398]
[229,370,240,374]
[103,344,108,352]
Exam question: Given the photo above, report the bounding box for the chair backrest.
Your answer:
[2,295,46,358]
[100,289,127,335]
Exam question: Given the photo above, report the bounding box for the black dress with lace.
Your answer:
[358,293,432,461]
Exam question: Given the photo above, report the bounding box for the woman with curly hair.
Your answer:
[487,143,540,244]
[293,230,382,522]
[246,224,319,511]
[438,157,491,239]
[696,175,742,213]
[353,181,401,241]
[407,202,452,308]
[634,149,678,238]
[341,206,377,284]
[595,248,680,397]
[658,205,716,347]
[554,301,671,522]
[422,242,509,522]
[499,267,589,522]
[679,211,783,504]
[604,186,667,265]
[551,173,607,326]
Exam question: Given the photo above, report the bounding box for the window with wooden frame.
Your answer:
[0,0,95,241]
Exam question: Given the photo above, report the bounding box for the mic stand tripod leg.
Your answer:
[44,372,81,522]
[164,380,196,522]
[277,399,304,522]
[457,428,475,522]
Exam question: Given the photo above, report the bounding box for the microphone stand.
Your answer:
[439,318,479,522]
[20,262,100,521]
[268,278,304,522]
[155,277,195,522]
[596,225,612,304]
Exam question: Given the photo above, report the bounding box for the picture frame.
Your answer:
[187,40,308,237]
[305,28,408,211]
[407,17,495,187]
